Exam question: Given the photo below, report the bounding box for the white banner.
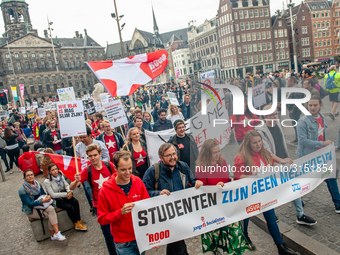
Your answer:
[0,110,6,118]
[20,107,26,114]
[33,102,38,109]
[57,87,76,102]
[100,93,109,104]
[38,108,46,118]
[191,90,231,150]
[167,92,179,106]
[57,101,86,138]
[132,145,336,252]
[145,120,190,165]
[200,70,215,97]
[94,101,102,112]
[253,84,266,108]
[103,99,128,129]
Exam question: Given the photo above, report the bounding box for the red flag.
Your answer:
[33,152,90,181]
[86,50,169,97]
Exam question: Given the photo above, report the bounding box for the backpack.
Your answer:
[317,84,327,99]
[87,161,113,189]
[153,163,186,191]
[325,72,338,90]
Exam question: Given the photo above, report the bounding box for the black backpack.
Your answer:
[87,161,113,189]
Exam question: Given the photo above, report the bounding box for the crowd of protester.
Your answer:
[2,65,340,254]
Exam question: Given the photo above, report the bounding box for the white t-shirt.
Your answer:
[167,112,184,124]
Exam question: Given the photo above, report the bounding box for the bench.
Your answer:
[29,208,74,241]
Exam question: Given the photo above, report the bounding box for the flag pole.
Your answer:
[119,125,126,142]
[72,136,79,174]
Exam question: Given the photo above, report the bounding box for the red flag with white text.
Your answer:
[33,152,90,181]
[86,50,169,97]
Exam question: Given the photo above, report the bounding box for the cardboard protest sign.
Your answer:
[200,70,215,97]
[100,93,109,104]
[20,107,26,114]
[103,99,128,129]
[83,101,96,115]
[57,87,76,102]
[27,110,35,118]
[0,111,6,119]
[167,92,179,106]
[57,101,86,138]
[132,145,336,252]
[253,84,266,108]
[33,102,38,109]
[94,101,102,112]
[38,108,46,118]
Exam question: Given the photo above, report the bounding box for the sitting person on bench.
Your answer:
[18,169,66,241]
[44,163,87,231]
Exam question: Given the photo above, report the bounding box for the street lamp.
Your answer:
[288,1,298,73]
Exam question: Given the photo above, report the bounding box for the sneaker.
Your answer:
[244,235,256,251]
[336,146,340,151]
[276,243,300,255]
[52,231,66,241]
[329,113,335,120]
[296,214,317,225]
[335,112,340,117]
[276,215,279,222]
[335,206,340,213]
[74,220,87,231]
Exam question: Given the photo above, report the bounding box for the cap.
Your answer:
[173,119,185,130]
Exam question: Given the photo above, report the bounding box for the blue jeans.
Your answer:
[243,209,282,244]
[293,198,304,217]
[237,140,243,145]
[115,240,145,255]
[325,178,340,208]
[94,207,117,255]
[54,149,63,155]
[83,181,93,207]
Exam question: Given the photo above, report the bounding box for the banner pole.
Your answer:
[119,125,127,142]
[72,136,79,174]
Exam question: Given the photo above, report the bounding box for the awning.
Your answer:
[307,62,322,66]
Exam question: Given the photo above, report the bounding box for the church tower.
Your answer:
[1,0,37,41]
[152,6,159,36]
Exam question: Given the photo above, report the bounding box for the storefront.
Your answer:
[255,65,263,74]
[265,64,273,73]
[236,68,244,78]
[278,61,290,71]
[246,66,253,75]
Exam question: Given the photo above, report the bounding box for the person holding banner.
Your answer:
[233,130,299,255]
[122,127,149,179]
[297,96,340,213]
[97,150,149,255]
[143,143,203,255]
[167,104,184,125]
[196,139,250,254]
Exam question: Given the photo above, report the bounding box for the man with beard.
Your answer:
[142,143,203,255]
[153,109,173,132]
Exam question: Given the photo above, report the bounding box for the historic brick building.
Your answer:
[0,0,105,104]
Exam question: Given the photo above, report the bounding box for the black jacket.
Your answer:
[122,141,149,177]
[153,119,173,132]
[96,131,125,151]
[160,100,169,109]
[62,137,73,156]
[45,128,62,150]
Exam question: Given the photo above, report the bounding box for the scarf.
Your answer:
[51,174,64,192]
[23,180,41,196]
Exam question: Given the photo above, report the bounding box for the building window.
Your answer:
[268,42,272,50]
[261,20,265,28]
[278,21,282,27]
[16,62,21,70]
[266,20,270,28]
[263,42,267,50]
[240,22,245,30]
[254,55,258,63]
[249,10,254,18]
[234,12,238,19]
[29,78,33,84]
[239,11,243,19]
[302,16,305,21]
[249,56,253,64]
[25,61,30,69]
[253,44,257,52]
[278,29,283,37]
[71,61,75,68]
[33,61,37,69]
[264,54,268,61]
[30,86,35,94]
[14,53,19,58]
[239,58,242,65]
[32,53,36,58]
[250,21,255,29]
[302,26,307,34]
[235,24,239,31]
[46,85,50,92]
[248,44,252,52]
[274,30,277,38]
[49,61,53,68]
[256,21,260,29]
[65,62,68,68]
[39,53,44,58]
[47,53,51,57]
[245,22,250,30]
[254,9,259,17]
[41,61,45,68]
[243,45,247,53]
[38,86,43,93]
[269,53,273,61]
[244,56,248,64]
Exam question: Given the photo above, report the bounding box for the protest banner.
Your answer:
[19,84,24,99]
[253,83,266,108]
[132,145,336,252]
[103,99,128,129]
[11,87,18,101]
[200,70,215,97]
[83,101,96,115]
[20,107,26,114]
[33,102,38,109]
[57,87,76,102]
[166,92,179,106]
[0,110,6,119]
[94,101,102,112]
[38,108,46,118]
[100,93,109,104]
[57,101,86,138]
[145,120,190,165]
[27,110,35,118]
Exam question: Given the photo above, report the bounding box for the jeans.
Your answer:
[243,209,282,244]
[292,198,304,217]
[83,181,93,207]
[325,178,340,208]
[115,240,144,255]
[94,207,117,255]
[289,111,301,139]
[0,149,9,171]
[54,149,63,155]
[237,140,243,145]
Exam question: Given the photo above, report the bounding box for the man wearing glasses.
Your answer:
[142,143,203,255]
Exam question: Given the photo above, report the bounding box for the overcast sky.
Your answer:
[0,0,302,47]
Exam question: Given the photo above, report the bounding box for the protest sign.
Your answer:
[253,84,266,108]
[166,92,179,106]
[100,93,109,104]
[83,101,96,115]
[132,145,336,252]
[33,102,38,109]
[38,108,46,118]
[0,111,6,118]
[94,101,102,112]
[103,99,128,129]
[27,110,35,118]
[200,70,215,97]
[20,107,26,114]
[20,84,24,99]
[57,87,76,102]
[11,87,18,101]
[57,101,86,138]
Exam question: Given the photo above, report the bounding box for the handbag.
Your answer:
[34,195,53,210]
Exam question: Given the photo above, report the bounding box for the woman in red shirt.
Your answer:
[233,130,299,255]
[196,139,250,254]
[229,100,260,145]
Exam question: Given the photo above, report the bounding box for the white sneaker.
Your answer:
[52,231,66,241]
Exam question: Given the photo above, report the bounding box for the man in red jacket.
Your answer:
[32,117,41,143]
[97,150,149,255]
[18,145,40,175]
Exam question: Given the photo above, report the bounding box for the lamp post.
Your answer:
[288,1,298,74]
[112,0,134,106]
[188,19,199,82]
[47,16,60,95]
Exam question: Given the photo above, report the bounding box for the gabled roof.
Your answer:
[106,40,130,58]
[0,32,57,48]
[158,28,189,45]
[0,37,9,46]
[306,0,332,11]
[229,0,269,8]
[52,35,102,48]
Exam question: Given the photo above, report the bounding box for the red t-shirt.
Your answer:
[80,161,115,207]
[134,148,147,167]
[314,114,324,150]
[233,152,274,180]
[104,134,118,162]
[51,130,62,151]
[92,120,99,130]
[196,158,230,185]
[229,114,260,142]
